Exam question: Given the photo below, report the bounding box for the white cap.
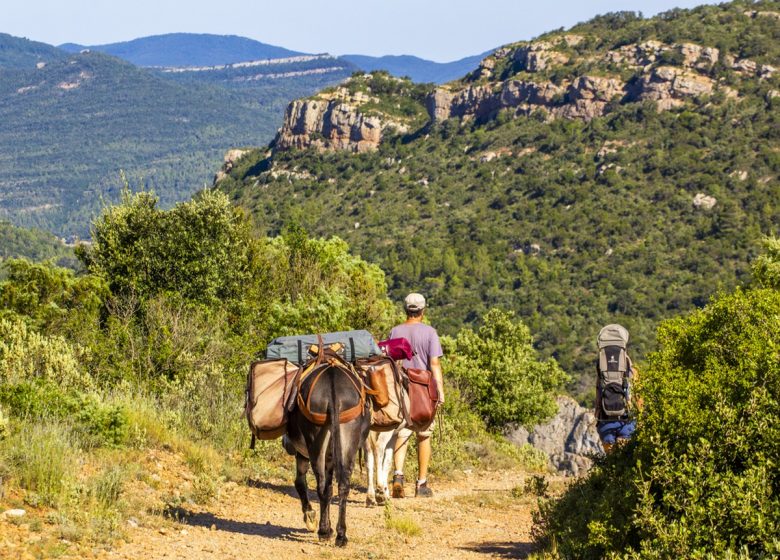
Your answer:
[404,292,426,312]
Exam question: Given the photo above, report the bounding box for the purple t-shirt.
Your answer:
[389,322,443,371]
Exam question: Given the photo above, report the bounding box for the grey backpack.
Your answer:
[597,324,631,418]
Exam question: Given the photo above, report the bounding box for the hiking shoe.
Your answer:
[415,481,433,498]
[391,475,405,499]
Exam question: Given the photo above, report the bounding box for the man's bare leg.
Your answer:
[417,434,431,481]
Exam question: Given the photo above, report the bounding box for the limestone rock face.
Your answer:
[426,88,454,122]
[631,66,714,110]
[693,192,717,210]
[556,76,624,120]
[506,396,602,476]
[213,148,252,184]
[276,97,389,153]
[514,42,570,72]
[430,75,624,123]
[428,85,499,122]
[280,36,749,153]
[501,80,563,109]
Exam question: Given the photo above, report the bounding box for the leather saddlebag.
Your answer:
[406,368,439,431]
[245,358,299,440]
[367,366,390,408]
[357,356,408,431]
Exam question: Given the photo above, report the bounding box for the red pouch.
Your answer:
[378,337,414,361]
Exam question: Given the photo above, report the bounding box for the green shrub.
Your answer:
[444,308,569,428]
[0,258,106,341]
[752,236,780,290]
[0,316,92,390]
[534,285,780,559]
[0,382,129,448]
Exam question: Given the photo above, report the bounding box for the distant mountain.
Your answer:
[0,28,360,236]
[152,53,356,96]
[0,33,66,69]
[59,33,302,67]
[0,47,351,235]
[342,52,490,83]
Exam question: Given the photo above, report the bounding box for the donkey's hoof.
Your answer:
[365,496,377,508]
[376,493,387,506]
[318,528,334,542]
[335,534,348,548]
[304,510,317,532]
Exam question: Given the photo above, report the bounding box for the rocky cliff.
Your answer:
[273,75,426,153]
[426,36,754,123]
[506,396,602,476]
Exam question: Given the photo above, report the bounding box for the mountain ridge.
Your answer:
[0,32,67,69]
[341,51,491,83]
[58,33,303,67]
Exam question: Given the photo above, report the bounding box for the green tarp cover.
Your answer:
[265,330,381,365]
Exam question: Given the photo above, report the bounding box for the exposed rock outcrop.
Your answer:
[557,76,624,120]
[276,34,757,154]
[514,42,570,73]
[631,66,715,110]
[506,396,602,476]
[428,75,624,123]
[213,148,252,184]
[275,87,409,153]
[693,192,717,210]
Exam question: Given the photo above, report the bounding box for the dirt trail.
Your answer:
[100,470,539,560]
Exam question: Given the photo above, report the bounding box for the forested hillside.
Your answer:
[0,33,66,68]
[0,222,76,271]
[221,1,780,394]
[0,45,353,236]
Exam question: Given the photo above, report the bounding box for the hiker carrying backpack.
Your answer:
[595,324,638,452]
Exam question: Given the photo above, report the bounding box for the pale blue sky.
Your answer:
[6,0,719,61]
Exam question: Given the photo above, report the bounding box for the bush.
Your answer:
[79,189,259,308]
[444,308,569,428]
[0,316,92,390]
[534,285,780,558]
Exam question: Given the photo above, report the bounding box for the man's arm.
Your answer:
[430,356,444,405]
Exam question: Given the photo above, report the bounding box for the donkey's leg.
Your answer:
[294,454,316,531]
[314,436,334,541]
[365,431,377,507]
[377,430,397,503]
[317,461,334,541]
[335,424,363,547]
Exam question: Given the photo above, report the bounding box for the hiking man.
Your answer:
[390,292,444,498]
[595,324,638,453]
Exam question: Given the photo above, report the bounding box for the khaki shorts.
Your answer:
[398,419,435,440]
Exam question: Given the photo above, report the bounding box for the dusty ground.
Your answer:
[1,454,547,559]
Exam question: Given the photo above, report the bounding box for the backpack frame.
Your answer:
[597,324,631,419]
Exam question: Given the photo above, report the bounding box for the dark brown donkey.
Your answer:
[285,344,371,547]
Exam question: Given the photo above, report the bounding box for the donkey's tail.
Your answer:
[329,368,344,482]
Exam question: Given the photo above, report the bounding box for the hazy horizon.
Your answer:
[8,0,720,62]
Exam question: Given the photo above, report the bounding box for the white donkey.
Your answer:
[359,356,409,507]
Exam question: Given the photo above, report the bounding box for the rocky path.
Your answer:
[100,470,539,560]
